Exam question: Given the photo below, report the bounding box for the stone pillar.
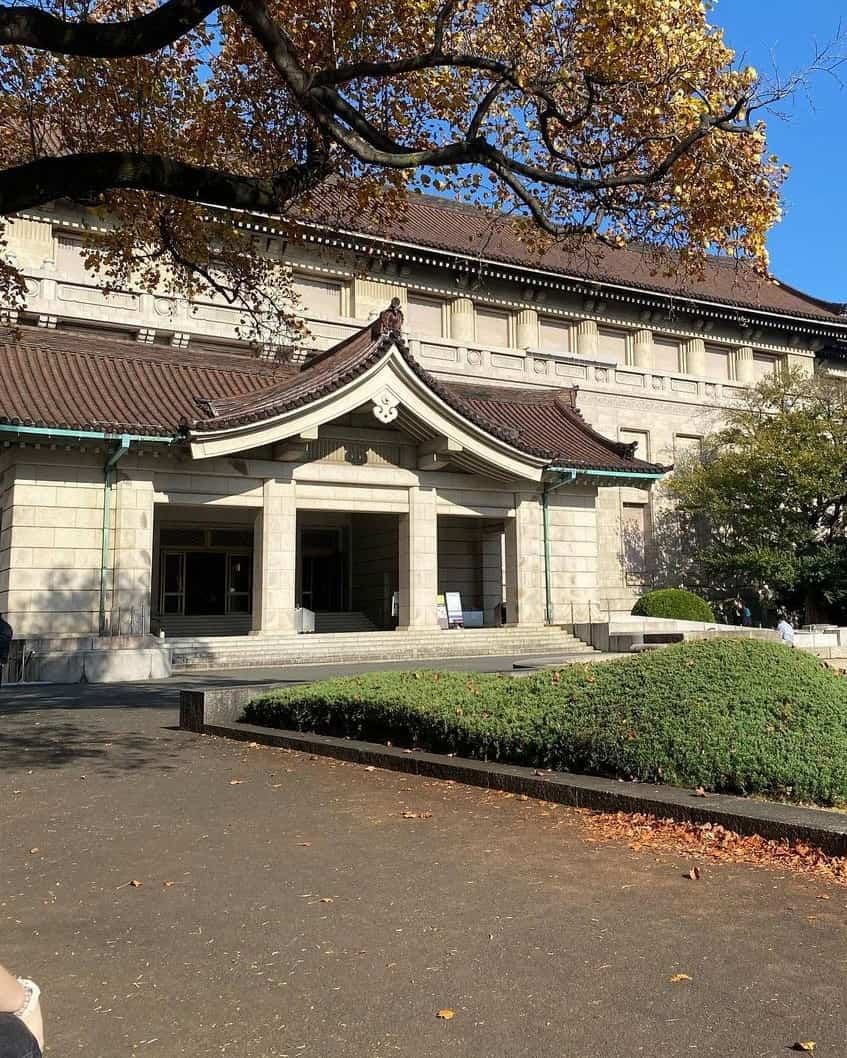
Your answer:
[576,319,599,359]
[111,475,155,635]
[504,494,545,626]
[450,297,475,343]
[251,479,296,633]
[633,328,653,369]
[398,485,438,629]
[685,338,706,377]
[734,345,755,386]
[516,307,539,349]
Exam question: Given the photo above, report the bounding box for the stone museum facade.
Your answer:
[1,194,845,672]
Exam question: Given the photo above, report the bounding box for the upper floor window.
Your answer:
[406,294,445,338]
[653,336,682,374]
[704,344,732,381]
[538,316,571,353]
[753,352,780,380]
[620,428,650,460]
[475,306,510,348]
[293,275,343,319]
[598,327,627,364]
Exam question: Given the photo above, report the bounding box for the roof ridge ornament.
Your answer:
[372,297,405,339]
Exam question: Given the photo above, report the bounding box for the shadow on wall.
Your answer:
[621,508,702,595]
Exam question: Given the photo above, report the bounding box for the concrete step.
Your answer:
[313,611,379,634]
[169,627,597,671]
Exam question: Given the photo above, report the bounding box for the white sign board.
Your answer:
[444,592,464,629]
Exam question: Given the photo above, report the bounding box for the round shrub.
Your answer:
[244,639,847,806]
[632,588,715,622]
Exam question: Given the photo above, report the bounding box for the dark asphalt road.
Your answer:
[2,677,846,1058]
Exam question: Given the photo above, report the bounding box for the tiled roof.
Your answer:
[306,193,844,325]
[0,328,286,434]
[0,323,663,474]
[189,320,663,474]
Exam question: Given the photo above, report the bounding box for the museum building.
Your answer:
[1,194,845,675]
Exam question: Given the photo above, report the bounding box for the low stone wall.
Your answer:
[571,617,780,653]
[10,635,171,683]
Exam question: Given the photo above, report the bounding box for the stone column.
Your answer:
[111,475,155,635]
[516,307,539,350]
[632,329,653,370]
[504,494,545,626]
[576,319,599,359]
[450,297,475,343]
[685,338,706,377]
[482,527,505,626]
[251,478,296,633]
[734,345,755,385]
[398,485,438,629]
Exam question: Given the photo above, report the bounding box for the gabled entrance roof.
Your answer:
[0,317,664,482]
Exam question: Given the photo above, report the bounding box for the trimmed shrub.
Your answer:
[244,639,847,806]
[632,588,715,622]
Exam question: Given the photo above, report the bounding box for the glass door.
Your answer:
[160,552,186,615]
[226,553,252,613]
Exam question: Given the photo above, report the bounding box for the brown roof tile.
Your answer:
[308,193,843,325]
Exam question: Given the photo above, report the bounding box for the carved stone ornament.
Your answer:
[372,390,400,424]
[467,350,482,366]
[372,297,405,337]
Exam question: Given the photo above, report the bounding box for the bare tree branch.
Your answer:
[0,0,220,56]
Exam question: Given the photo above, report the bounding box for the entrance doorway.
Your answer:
[300,528,347,611]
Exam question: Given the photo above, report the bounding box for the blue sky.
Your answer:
[715,1,845,302]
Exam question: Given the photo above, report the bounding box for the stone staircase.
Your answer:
[168,625,597,672]
[313,611,379,634]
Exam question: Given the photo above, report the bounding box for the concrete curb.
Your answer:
[179,686,847,857]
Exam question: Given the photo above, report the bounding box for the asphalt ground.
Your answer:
[2,674,846,1058]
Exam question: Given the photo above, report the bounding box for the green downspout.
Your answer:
[541,466,667,626]
[99,436,131,636]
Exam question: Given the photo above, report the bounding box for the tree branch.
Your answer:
[0,0,221,56]
[0,150,332,215]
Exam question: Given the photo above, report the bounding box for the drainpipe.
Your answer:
[100,436,131,636]
[542,470,577,625]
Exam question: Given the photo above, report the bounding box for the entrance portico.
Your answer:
[0,309,664,662]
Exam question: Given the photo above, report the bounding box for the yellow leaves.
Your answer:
[792,1044,816,1053]
[436,1008,456,1020]
[669,973,692,983]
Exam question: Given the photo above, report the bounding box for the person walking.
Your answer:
[0,962,43,1058]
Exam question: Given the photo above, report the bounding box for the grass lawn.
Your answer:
[244,639,847,807]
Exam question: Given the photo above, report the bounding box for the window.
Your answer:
[653,337,682,374]
[159,527,206,547]
[406,295,445,338]
[538,317,571,353]
[619,429,650,460]
[293,275,342,318]
[704,344,732,381]
[622,503,649,574]
[674,435,703,464]
[598,327,627,364]
[753,352,780,380]
[475,306,510,347]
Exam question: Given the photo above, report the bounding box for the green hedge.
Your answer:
[632,588,715,622]
[244,639,847,806]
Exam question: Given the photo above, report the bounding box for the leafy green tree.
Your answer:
[667,367,847,622]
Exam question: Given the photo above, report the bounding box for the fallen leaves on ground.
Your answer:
[693,787,707,798]
[577,811,847,885]
[669,973,692,983]
[436,1009,455,1020]
[792,1043,816,1053]
[229,779,244,785]
[401,810,433,820]
[685,866,701,881]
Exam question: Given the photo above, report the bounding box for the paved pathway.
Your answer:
[2,677,846,1057]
